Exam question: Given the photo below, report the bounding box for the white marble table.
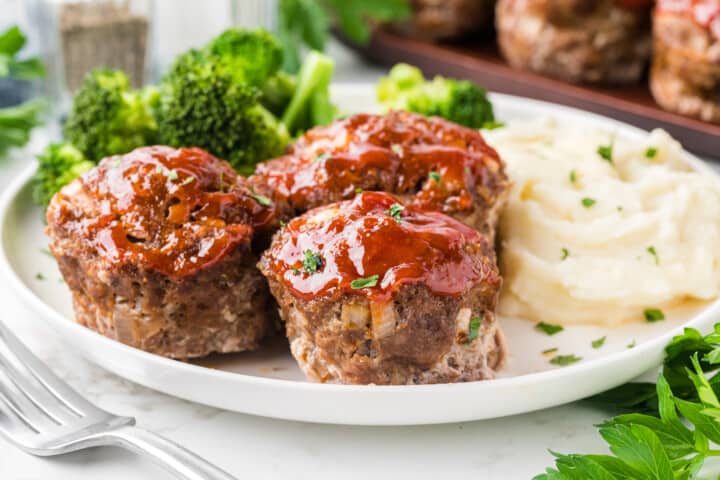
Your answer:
[0,43,717,480]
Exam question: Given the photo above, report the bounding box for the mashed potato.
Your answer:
[485,118,720,326]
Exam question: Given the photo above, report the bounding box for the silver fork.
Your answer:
[0,320,237,480]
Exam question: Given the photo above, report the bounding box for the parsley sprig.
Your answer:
[538,324,720,479]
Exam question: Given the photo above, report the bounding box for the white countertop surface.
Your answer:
[0,41,718,480]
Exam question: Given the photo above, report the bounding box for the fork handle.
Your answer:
[102,425,237,480]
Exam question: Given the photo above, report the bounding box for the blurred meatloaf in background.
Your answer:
[391,0,497,41]
[496,0,652,84]
[259,192,506,385]
[46,146,284,359]
[250,111,510,241]
[651,0,720,124]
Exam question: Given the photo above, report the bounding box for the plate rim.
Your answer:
[2,86,719,423]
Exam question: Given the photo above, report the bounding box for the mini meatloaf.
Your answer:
[391,0,496,41]
[259,191,506,385]
[46,146,282,359]
[496,0,652,84]
[651,0,720,124]
[250,111,509,240]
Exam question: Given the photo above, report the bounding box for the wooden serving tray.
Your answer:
[344,29,720,159]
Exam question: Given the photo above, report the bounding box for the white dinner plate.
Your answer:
[1,84,719,426]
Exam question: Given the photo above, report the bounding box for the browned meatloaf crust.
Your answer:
[496,0,652,84]
[651,4,720,123]
[259,191,506,385]
[249,111,510,241]
[391,0,496,41]
[46,146,283,359]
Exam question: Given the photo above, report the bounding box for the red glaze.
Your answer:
[251,111,503,217]
[265,191,494,302]
[56,146,277,279]
[657,0,720,39]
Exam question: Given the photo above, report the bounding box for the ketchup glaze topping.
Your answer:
[251,111,504,216]
[657,0,720,39]
[263,191,497,301]
[52,146,277,278]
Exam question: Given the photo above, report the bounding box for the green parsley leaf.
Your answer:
[467,316,481,344]
[592,336,607,349]
[542,347,558,355]
[35,272,44,280]
[647,246,659,265]
[597,143,613,162]
[351,274,379,289]
[251,194,272,207]
[569,170,577,184]
[302,249,323,274]
[180,176,195,186]
[482,120,506,130]
[644,308,665,323]
[429,171,441,183]
[386,203,405,223]
[167,169,179,181]
[627,340,636,349]
[40,248,53,258]
[315,152,330,162]
[355,187,363,193]
[645,147,658,159]
[561,248,569,261]
[617,206,623,212]
[390,144,402,156]
[550,354,582,366]
[291,267,300,276]
[581,197,597,208]
[536,322,564,336]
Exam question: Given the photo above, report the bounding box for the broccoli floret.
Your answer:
[377,63,495,129]
[64,69,158,161]
[281,50,335,136]
[157,49,288,174]
[32,142,94,206]
[207,28,283,87]
[260,70,297,117]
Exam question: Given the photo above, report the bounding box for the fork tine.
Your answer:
[0,349,77,425]
[0,321,108,420]
[0,378,45,433]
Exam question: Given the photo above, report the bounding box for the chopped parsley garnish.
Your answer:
[581,197,596,208]
[35,273,44,280]
[467,316,482,343]
[644,308,665,323]
[167,169,179,181]
[542,347,558,355]
[315,152,329,162]
[550,354,582,366]
[627,339,636,348]
[180,176,195,186]
[386,203,405,223]
[569,170,577,184]
[302,249,323,274]
[536,322,564,336]
[616,205,623,212]
[251,194,272,207]
[647,246,659,265]
[597,143,613,162]
[482,121,506,130]
[291,267,300,276]
[429,171,441,183]
[561,248,569,261]
[279,220,287,227]
[355,187,364,193]
[391,144,402,156]
[351,274,379,289]
[645,147,658,158]
[592,336,606,349]
[40,248,53,258]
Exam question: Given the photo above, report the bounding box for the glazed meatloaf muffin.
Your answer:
[651,0,720,123]
[250,111,509,240]
[391,0,496,41]
[46,146,283,359]
[496,0,652,84]
[259,191,506,385]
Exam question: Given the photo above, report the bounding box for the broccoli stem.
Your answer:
[281,51,334,136]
